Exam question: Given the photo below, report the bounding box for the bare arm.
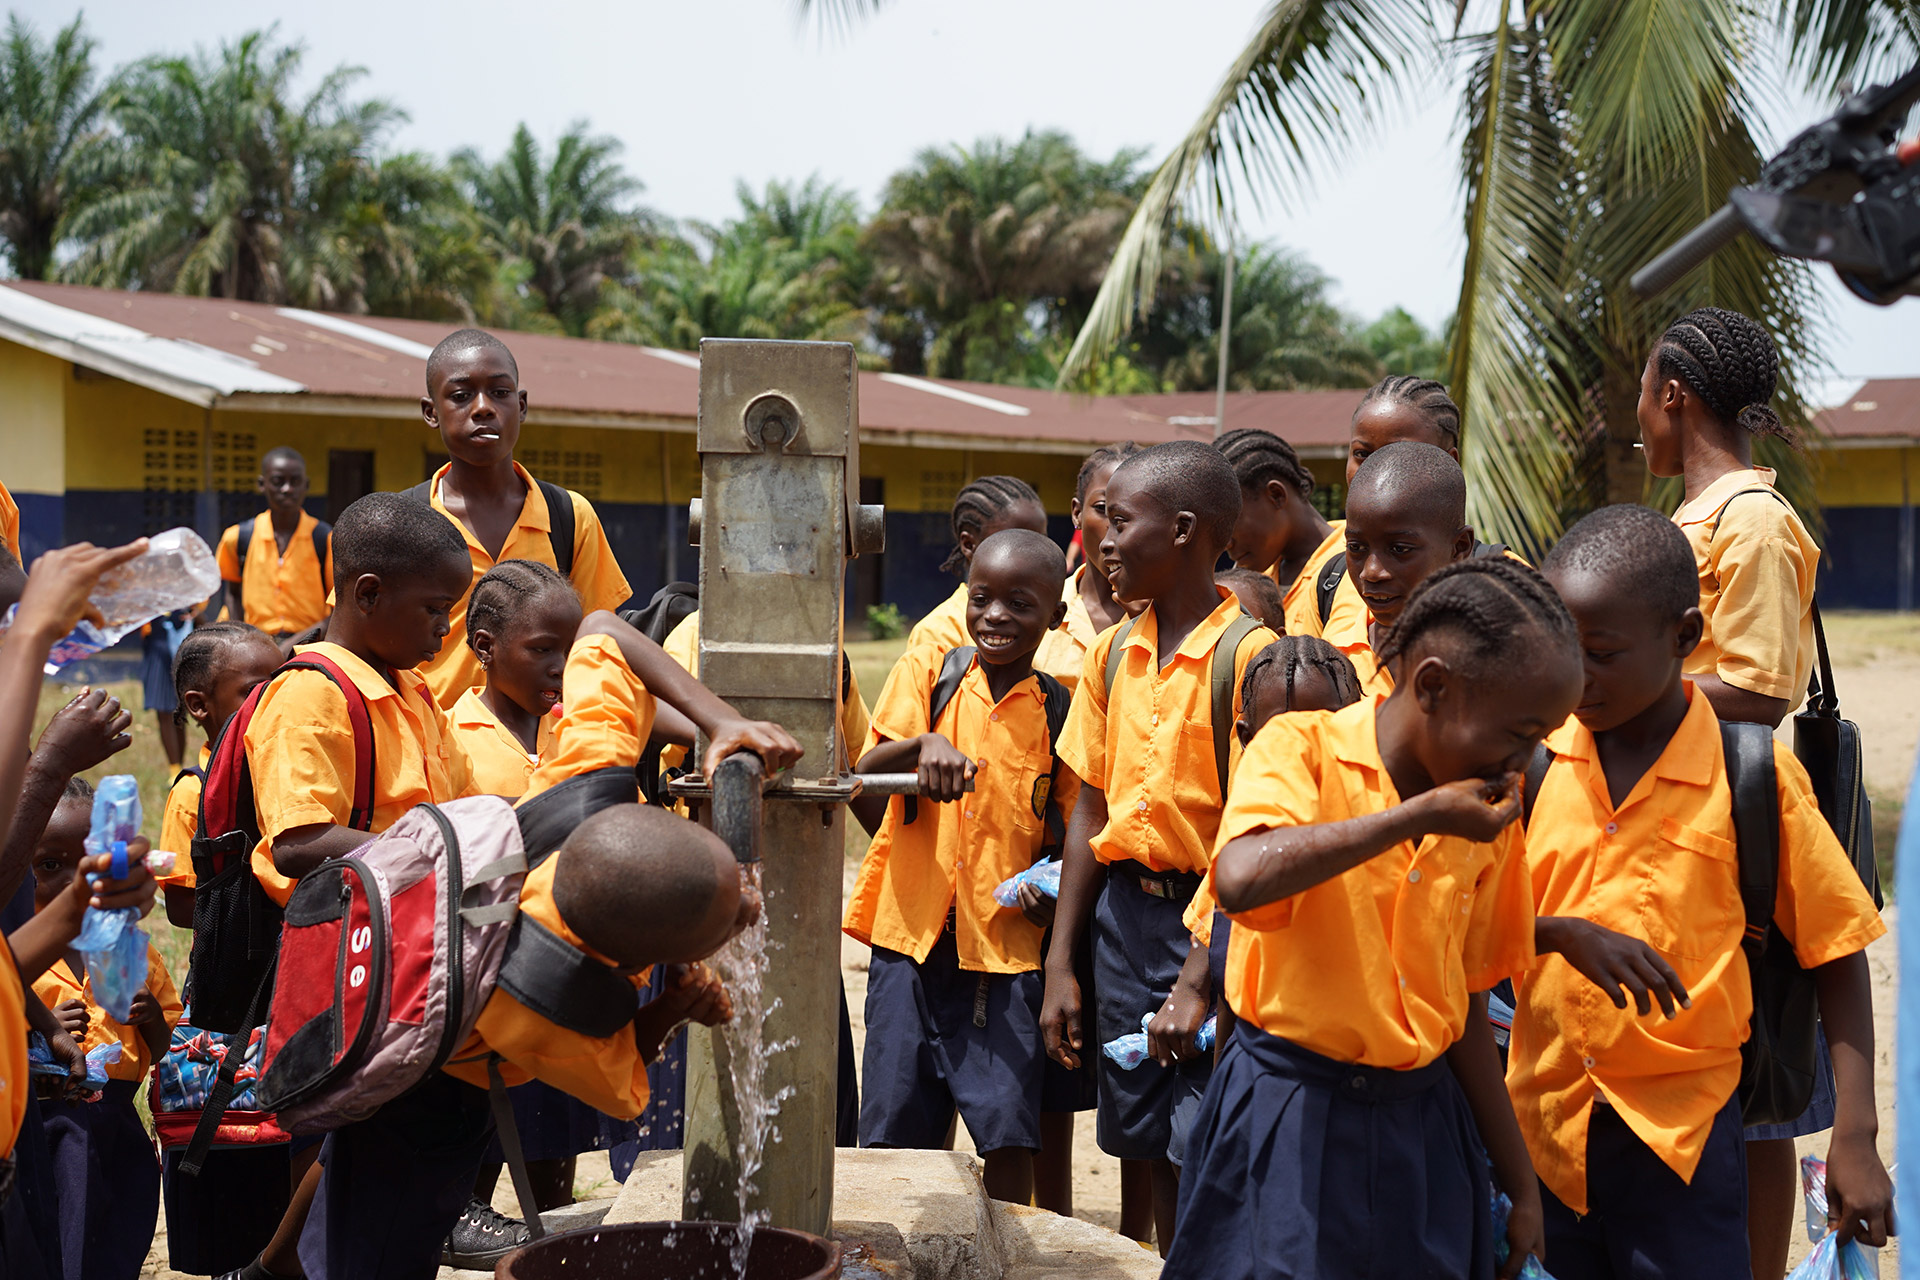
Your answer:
[271,822,375,883]
[1813,950,1891,1246]
[0,689,133,906]
[1040,783,1107,1069]
[849,734,974,836]
[1447,994,1545,1279]
[9,851,156,983]
[1689,674,1789,729]
[1213,775,1521,913]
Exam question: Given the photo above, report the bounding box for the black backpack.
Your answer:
[235,517,332,599]
[1315,538,1510,627]
[907,646,1071,850]
[404,477,575,577]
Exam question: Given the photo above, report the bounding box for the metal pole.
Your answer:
[1214,226,1236,439]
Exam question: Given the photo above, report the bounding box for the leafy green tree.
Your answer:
[453,122,654,335]
[0,13,107,280]
[864,130,1144,379]
[324,152,493,321]
[59,29,404,306]
[1362,306,1449,382]
[1045,0,1920,553]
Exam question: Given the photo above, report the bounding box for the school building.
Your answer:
[0,280,1911,618]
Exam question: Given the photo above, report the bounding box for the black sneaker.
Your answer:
[441,1197,532,1269]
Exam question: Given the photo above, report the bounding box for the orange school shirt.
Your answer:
[0,943,27,1155]
[33,945,183,1082]
[906,583,970,653]
[661,611,871,770]
[1674,467,1819,708]
[450,688,555,800]
[1211,696,1534,1069]
[216,512,332,636]
[1509,688,1883,1213]
[443,855,653,1117]
[1056,588,1276,875]
[419,462,633,709]
[843,645,1081,973]
[1034,566,1103,694]
[155,744,212,889]
[245,642,473,904]
[523,634,656,803]
[0,479,18,562]
[1277,521,1347,639]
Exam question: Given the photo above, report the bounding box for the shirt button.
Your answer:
[1138,800,1148,812]
[1582,1055,1595,1069]
[1604,822,1618,835]
[964,809,975,819]
[990,713,999,722]
[1397,976,1406,988]
[1408,869,1422,884]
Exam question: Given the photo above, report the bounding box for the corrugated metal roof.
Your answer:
[1815,378,1920,442]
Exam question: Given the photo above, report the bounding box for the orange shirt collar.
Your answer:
[1124,586,1242,666]
[429,461,553,539]
[293,641,404,704]
[1543,684,1716,791]
[1674,466,1779,527]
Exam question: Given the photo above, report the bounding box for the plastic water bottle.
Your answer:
[72,775,150,1022]
[0,528,220,674]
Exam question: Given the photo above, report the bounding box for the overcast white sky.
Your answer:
[46,0,1920,380]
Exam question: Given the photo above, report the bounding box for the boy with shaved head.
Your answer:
[217,445,332,639]
[847,528,1078,1205]
[415,328,632,708]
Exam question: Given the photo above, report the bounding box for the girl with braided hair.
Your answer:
[1214,429,1343,636]
[1033,444,1139,691]
[1642,311,1832,1279]
[1165,557,1583,1280]
[905,476,1049,653]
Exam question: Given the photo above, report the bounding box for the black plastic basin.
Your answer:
[495,1220,841,1280]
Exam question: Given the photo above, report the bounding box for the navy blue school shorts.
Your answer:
[161,1143,292,1275]
[1040,923,1098,1114]
[1163,1027,1494,1280]
[43,1081,162,1280]
[859,929,1045,1155]
[1542,1093,1750,1280]
[1746,1021,1837,1141]
[1091,866,1212,1163]
[298,1071,494,1279]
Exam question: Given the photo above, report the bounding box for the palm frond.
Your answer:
[1057,0,1427,385]
[1776,0,1920,92]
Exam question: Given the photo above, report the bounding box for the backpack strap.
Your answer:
[1210,614,1264,800]
[495,915,640,1039]
[1521,742,1554,827]
[1315,553,1348,627]
[172,765,206,789]
[514,766,641,867]
[178,961,276,1177]
[1101,615,1140,698]
[487,1055,547,1243]
[1724,721,1783,956]
[537,480,575,579]
[311,520,332,597]
[234,518,253,600]
[1035,670,1071,852]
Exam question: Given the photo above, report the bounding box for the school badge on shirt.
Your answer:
[1031,774,1051,819]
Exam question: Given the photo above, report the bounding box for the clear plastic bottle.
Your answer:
[1,528,221,674]
[73,774,150,1022]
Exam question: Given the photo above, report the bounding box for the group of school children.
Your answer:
[0,304,1892,1280]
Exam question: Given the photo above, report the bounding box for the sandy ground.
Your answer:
[136,613,1915,1276]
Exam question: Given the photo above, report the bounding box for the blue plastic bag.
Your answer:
[1787,1233,1880,1280]
[1102,1012,1217,1069]
[27,1033,122,1096]
[73,775,148,1023]
[993,858,1062,909]
[1489,1185,1555,1279]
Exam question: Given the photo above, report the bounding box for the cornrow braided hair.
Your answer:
[1076,442,1143,501]
[942,475,1041,575]
[1215,428,1316,500]
[1374,557,1577,680]
[1654,306,1797,448]
[171,622,274,729]
[465,559,579,655]
[1354,375,1462,449]
[1238,635,1365,723]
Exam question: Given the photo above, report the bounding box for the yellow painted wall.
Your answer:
[0,344,69,494]
[1811,445,1914,509]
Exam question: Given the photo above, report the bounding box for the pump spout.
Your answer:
[710,753,766,864]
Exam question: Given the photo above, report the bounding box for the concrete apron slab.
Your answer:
[600,1148,1162,1280]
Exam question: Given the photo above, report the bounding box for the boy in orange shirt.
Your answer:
[906,476,1049,653]
[1041,441,1277,1251]
[1166,559,1581,1280]
[216,447,332,640]
[1513,505,1889,1277]
[30,778,181,1280]
[845,530,1077,1205]
[1214,428,1343,636]
[415,329,631,708]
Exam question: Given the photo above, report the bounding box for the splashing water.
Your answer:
[708,863,796,1278]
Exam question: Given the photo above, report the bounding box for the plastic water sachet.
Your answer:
[1786,1233,1880,1280]
[73,775,149,1023]
[0,528,219,674]
[1490,1185,1555,1279]
[1102,1012,1217,1069]
[1799,1155,1887,1277]
[992,858,1062,909]
[27,1034,122,1094]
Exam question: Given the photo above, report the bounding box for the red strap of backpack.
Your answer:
[285,652,377,832]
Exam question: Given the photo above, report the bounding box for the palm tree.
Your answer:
[1021,0,1920,553]
[453,122,654,335]
[323,152,494,322]
[59,28,404,307]
[863,130,1144,379]
[0,13,108,280]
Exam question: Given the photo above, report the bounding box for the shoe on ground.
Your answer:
[441,1197,532,1268]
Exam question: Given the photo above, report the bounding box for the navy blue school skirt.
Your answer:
[1092,864,1212,1163]
[161,1143,292,1275]
[1164,1027,1494,1280]
[860,929,1045,1155]
[43,1080,162,1280]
